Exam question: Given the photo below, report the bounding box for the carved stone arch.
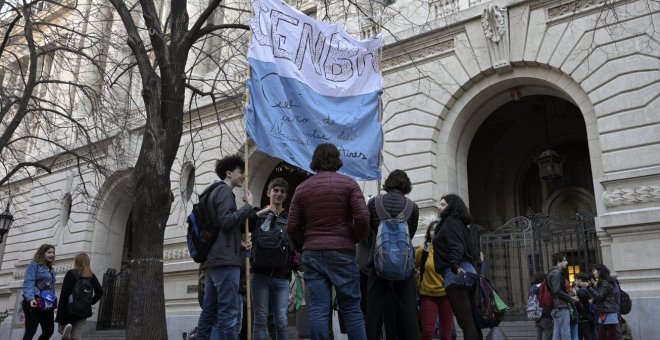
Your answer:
[435,66,603,218]
[88,168,134,276]
[543,186,596,219]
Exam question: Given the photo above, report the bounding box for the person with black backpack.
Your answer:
[248,177,297,340]
[56,252,103,340]
[364,169,420,340]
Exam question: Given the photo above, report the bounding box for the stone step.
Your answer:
[81,329,126,339]
[455,321,537,339]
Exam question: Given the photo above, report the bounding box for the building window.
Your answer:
[181,164,195,203]
[61,193,72,227]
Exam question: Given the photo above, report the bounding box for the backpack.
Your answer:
[373,196,415,281]
[538,279,554,310]
[68,271,95,318]
[472,270,507,329]
[187,181,223,263]
[251,213,290,270]
[617,282,632,315]
[526,285,543,321]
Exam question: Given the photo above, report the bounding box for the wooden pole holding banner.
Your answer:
[244,140,252,340]
[376,12,385,194]
[244,4,255,339]
[244,32,253,339]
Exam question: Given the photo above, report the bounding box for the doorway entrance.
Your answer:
[466,95,600,319]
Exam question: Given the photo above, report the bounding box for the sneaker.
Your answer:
[62,323,73,339]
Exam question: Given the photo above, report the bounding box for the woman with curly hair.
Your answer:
[22,244,57,340]
[432,194,482,340]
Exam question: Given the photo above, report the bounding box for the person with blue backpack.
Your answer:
[433,194,482,340]
[364,169,420,340]
[22,244,57,340]
[197,154,254,340]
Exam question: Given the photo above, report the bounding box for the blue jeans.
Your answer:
[302,251,366,340]
[570,323,578,340]
[251,272,289,340]
[552,308,571,340]
[197,266,241,340]
[441,262,478,288]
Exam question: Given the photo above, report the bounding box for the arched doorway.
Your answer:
[259,161,311,208]
[467,95,595,229]
[88,169,134,275]
[465,94,600,319]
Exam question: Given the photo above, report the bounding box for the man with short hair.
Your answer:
[197,154,254,340]
[287,143,370,340]
[547,253,579,340]
[249,177,295,340]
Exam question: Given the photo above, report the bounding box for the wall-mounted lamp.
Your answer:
[510,87,522,101]
[0,202,14,244]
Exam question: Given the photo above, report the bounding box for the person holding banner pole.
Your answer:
[287,143,370,340]
[197,154,254,340]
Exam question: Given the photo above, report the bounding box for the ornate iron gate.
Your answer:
[479,211,600,321]
[97,267,130,330]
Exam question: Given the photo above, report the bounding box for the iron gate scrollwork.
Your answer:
[97,267,130,330]
[479,211,601,321]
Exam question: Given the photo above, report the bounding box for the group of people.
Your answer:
[530,253,632,340]
[21,245,103,340]
[197,143,484,340]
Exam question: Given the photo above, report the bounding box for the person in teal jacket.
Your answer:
[22,244,57,340]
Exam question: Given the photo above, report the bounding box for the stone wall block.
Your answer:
[593,81,660,117]
[508,3,530,63]
[454,32,483,80]
[535,22,567,66]
[602,144,660,173]
[522,7,547,64]
[589,71,658,107]
[599,106,659,134]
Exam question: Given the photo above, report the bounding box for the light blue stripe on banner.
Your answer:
[246,58,382,180]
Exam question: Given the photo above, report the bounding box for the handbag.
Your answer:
[37,289,58,311]
[493,291,509,313]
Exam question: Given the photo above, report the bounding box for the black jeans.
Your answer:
[22,300,54,340]
[365,272,420,340]
[445,285,482,340]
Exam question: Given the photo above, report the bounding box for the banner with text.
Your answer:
[246,0,383,180]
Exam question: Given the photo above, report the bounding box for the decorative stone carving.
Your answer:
[382,38,454,70]
[548,0,604,19]
[163,247,191,261]
[431,0,459,18]
[602,185,660,207]
[13,263,73,279]
[481,5,511,73]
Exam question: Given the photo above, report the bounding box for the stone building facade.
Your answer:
[0,0,658,338]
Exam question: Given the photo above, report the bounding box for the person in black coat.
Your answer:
[364,169,420,340]
[433,194,482,340]
[56,252,103,340]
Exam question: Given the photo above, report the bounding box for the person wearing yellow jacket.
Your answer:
[415,221,454,340]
